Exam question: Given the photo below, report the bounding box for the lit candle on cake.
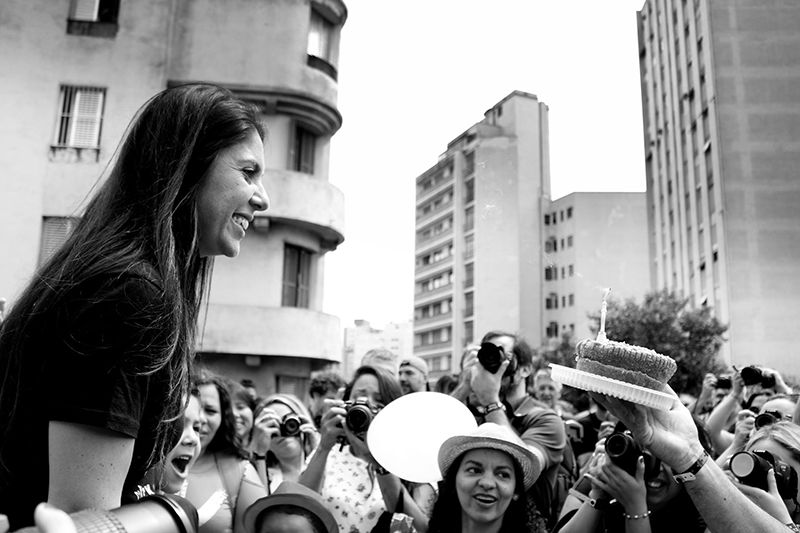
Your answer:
[597,287,611,342]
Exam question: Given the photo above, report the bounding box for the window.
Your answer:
[562,296,566,307]
[67,0,120,36]
[308,9,333,61]
[546,322,559,338]
[39,217,79,266]
[464,263,474,288]
[567,235,574,247]
[464,321,474,344]
[292,124,316,174]
[464,207,474,232]
[464,234,474,259]
[567,207,573,218]
[54,85,106,150]
[545,237,557,253]
[561,267,565,278]
[568,264,574,276]
[569,294,575,306]
[464,179,475,204]
[282,244,312,308]
[544,214,550,225]
[544,265,557,281]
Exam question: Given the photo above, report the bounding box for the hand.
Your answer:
[592,457,648,514]
[732,410,755,447]
[0,504,78,533]
[469,358,510,405]
[590,388,704,472]
[318,400,346,450]
[342,422,374,463]
[250,408,281,456]
[763,368,791,394]
[700,373,717,397]
[598,421,617,441]
[732,372,746,399]
[733,469,793,523]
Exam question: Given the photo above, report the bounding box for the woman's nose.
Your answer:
[478,473,496,489]
[251,182,269,212]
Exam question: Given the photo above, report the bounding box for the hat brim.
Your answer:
[243,493,338,533]
[438,435,541,490]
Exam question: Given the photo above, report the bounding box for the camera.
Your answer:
[754,410,785,430]
[280,413,302,437]
[715,375,732,389]
[740,366,776,388]
[344,396,379,433]
[730,449,798,499]
[477,342,516,376]
[605,427,661,480]
[17,494,198,533]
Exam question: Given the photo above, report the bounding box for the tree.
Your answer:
[588,290,728,395]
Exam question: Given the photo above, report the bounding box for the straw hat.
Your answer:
[437,423,541,490]
[243,481,338,533]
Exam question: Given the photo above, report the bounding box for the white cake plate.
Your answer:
[549,363,676,411]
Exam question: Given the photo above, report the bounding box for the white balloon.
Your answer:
[367,392,477,483]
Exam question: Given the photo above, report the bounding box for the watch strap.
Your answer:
[476,401,504,415]
[673,449,710,484]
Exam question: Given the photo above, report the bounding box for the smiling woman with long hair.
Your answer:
[428,423,548,533]
[0,83,269,528]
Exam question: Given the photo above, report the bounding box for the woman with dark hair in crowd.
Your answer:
[428,423,548,533]
[249,393,318,492]
[300,365,435,533]
[0,83,268,528]
[186,370,267,533]
[554,417,712,533]
[230,380,257,450]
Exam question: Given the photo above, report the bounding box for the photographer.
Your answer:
[592,388,796,533]
[690,373,731,419]
[451,331,569,527]
[299,365,433,533]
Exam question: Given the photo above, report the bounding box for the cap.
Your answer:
[399,355,429,377]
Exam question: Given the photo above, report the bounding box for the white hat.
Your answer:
[437,423,541,490]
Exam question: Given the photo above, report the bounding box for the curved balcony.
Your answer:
[199,304,342,363]
[259,169,345,250]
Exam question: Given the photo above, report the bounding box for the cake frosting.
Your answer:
[575,338,676,391]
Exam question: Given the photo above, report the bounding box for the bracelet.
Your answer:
[252,452,267,461]
[476,402,504,415]
[373,463,390,475]
[673,449,710,484]
[623,510,651,520]
[786,523,800,533]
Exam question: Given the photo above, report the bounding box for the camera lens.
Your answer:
[730,451,771,491]
[477,342,504,374]
[754,412,778,429]
[345,404,373,433]
[280,414,302,437]
[605,432,640,476]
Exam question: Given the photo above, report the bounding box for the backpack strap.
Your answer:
[215,453,245,528]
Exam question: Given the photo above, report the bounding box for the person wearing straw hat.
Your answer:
[243,481,338,533]
[427,423,548,533]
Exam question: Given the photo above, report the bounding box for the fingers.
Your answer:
[765,468,781,498]
[34,503,78,533]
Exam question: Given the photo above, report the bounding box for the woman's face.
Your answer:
[747,437,800,514]
[163,395,203,493]
[266,401,306,460]
[232,397,254,440]
[198,384,222,451]
[197,129,269,258]
[348,374,384,408]
[455,449,517,528]
[645,461,682,509]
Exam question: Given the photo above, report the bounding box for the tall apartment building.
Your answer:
[0,0,348,398]
[342,320,413,378]
[413,91,551,380]
[637,0,800,374]
[544,193,650,343]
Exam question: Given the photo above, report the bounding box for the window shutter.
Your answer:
[69,89,104,148]
[39,217,77,266]
[70,0,100,21]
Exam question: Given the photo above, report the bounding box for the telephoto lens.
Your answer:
[345,397,375,433]
[754,411,781,430]
[730,450,798,500]
[16,494,198,533]
[280,413,302,437]
[605,430,661,479]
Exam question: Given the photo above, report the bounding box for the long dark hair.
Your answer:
[0,83,263,469]
[428,451,545,533]
[195,369,247,458]
[343,365,403,405]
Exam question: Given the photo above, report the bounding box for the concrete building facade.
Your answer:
[0,0,348,399]
[342,320,413,378]
[413,91,552,381]
[637,0,800,374]
[543,192,650,343]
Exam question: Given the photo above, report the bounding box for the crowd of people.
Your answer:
[1,84,800,533]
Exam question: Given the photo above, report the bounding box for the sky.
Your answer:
[322,0,648,330]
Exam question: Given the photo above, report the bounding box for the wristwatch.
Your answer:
[475,402,504,415]
[673,449,710,484]
[587,497,611,511]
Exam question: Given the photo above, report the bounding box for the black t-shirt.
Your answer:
[0,271,172,528]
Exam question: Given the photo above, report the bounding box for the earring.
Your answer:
[512,494,519,501]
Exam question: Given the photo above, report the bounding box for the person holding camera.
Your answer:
[554,419,709,533]
[452,331,569,528]
[187,370,267,533]
[249,393,318,493]
[592,387,799,533]
[725,421,800,526]
[299,365,434,533]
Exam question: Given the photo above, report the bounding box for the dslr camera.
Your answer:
[605,426,661,480]
[280,413,303,437]
[753,410,786,430]
[477,342,516,376]
[730,449,798,500]
[344,396,380,433]
[715,375,733,389]
[740,366,776,388]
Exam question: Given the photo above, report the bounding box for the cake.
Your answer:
[575,338,677,391]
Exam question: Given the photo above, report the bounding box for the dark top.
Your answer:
[0,270,172,528]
